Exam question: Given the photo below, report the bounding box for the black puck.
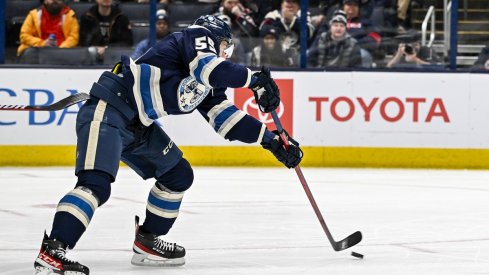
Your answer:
[351,251,364,259]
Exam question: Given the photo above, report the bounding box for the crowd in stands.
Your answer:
[6,0,489,70]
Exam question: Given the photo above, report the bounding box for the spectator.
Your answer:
[17,0,79,59]
[214,0,259,52]
[260,0,315,62]
[386,32,441,68]
[131,9,170,60]
[251,25,294,67]
[308,11,361,68]
[79,0,133,62]
[472,45,489,71]
[342,0,381,61]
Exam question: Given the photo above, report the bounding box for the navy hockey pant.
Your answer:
[50,98,193,248]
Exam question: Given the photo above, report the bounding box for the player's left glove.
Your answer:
[249,66,280,113]
[261,130,303,169]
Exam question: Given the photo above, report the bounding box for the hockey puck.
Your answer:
[351,251,364,259]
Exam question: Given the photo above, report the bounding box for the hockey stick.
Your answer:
[0,93,90,111]
[270,110,362,251]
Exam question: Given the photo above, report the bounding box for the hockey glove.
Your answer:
[261,130,303,168]
[249,66,280,113]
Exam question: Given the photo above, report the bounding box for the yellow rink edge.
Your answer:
[1,145,489,169]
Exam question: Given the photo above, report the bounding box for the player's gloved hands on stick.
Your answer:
[261,130,303,168]
[249,66,280,113]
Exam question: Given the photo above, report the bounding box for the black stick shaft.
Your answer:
[270,111,341,248]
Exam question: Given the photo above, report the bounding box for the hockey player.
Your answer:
[33,15,303,274]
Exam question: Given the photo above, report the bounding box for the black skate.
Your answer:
[131,216,185,267]
[34,232,89,275]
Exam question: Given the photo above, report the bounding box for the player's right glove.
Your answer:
[261,130,303,169]
[249,66,280,113]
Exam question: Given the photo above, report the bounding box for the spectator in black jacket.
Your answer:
[79,0,133,62]
[251,25,294,67]
[308,11,362,68]
[260,0,315,64]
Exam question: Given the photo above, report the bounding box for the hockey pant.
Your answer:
[50,98,193,248]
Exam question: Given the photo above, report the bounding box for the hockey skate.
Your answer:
[34,232,89,275]
[131,216,185,267]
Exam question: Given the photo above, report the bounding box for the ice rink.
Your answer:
[1,167,489,275]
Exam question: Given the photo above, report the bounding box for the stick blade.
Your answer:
[0,93,90,112]
[333,231,362,251]
[31,93,90,111]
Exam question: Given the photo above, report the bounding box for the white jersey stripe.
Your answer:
[207,100,233,128]
[150,66,167,118]
[189,52,214,82]
[242,68,252,88]
[200,57,225,87]
[56,204,90,228]
[151,185,185,200]
[218,111,246,138]
[130,58,153,126]
[84,100,107,170]
[147,203,180,219]
[257,124,267,143]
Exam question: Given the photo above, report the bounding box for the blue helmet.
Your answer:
[192,15,233,44]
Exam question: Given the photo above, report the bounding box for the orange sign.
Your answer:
[234,79,294,136]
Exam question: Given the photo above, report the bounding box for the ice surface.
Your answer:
[1,167,488,275]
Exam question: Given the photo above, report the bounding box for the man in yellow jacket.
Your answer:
[17,0,79,57]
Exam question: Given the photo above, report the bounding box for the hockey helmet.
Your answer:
[192,15,233,45]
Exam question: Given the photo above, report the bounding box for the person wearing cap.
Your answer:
[341,0,381,65]
[308,10,361,68]
[79,0,133,62]
[260,0,315,59]
[251,25,294,67]
[131,9,170,60]
[17,0,79,60]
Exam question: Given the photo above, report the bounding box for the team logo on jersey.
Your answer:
[234,79,293,135]
[177,76,211,112]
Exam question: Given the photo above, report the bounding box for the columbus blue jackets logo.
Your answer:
[177,76,210,112]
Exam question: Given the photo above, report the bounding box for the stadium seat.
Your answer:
[167,2,219,32]
[38,47,94,66]
[118,3,168,26]
[5,0,39,47]
[69,2,93,20]
[5,0,38,22]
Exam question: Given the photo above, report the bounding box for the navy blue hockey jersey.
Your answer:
[120,25,266,144]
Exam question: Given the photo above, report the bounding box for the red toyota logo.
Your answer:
[241,97,285,124]
[234,79,293,135]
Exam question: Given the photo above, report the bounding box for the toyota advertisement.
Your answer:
[1,69,488,149]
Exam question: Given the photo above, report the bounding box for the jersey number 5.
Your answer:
[195,36,217,54]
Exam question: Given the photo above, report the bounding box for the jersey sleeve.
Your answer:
[197,89,266,144]
[182,26,253,89]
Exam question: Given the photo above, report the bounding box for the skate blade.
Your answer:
[131,253,185,267]
[34,266,55,275]
[34,266,87,275]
